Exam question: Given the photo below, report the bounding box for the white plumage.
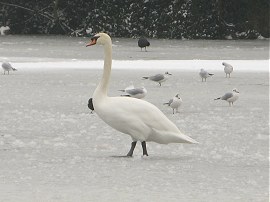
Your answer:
[215,88,240,106]
[199,68,214,82]
[222,62,233,78]
[86,33,198,156]
[164,94,183,114]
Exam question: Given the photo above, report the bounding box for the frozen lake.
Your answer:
[0,35,269,62]
[0,35,269,202]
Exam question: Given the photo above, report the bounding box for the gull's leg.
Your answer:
[126,141,137,157]
[141,141,148,156]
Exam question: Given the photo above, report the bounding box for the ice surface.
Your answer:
[0,36,269,202]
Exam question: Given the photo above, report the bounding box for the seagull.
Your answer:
[138,37,150,51]
[88,98,94,113]
[143,72,172,86]
[164,94,183,114]
[119,85,147,99]
[222,62,233,78]
[214,88,240,106]
[2,62,17,75]
[199,68,214,82]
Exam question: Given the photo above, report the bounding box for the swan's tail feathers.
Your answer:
[142,76,149,80]
[178,133,199,144]
[214,97,221,100]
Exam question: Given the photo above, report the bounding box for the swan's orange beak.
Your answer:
[86,39,96,47]
[86,36,100,47]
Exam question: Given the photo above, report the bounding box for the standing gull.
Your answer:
[164,94,183,114]
[119,85,147,99]
[138,37,150,51]
[86,33,198,157]
[199,68,214,82]
[2,62,17,75]
[214,88,240,106]
[222,62,233,78]
[143,72,172,86]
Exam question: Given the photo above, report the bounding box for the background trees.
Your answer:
[0,0,269,39]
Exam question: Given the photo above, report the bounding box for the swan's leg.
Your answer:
[126,141,137,157]
[141,141,148,156]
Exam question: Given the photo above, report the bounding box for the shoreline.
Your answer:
[5,59,269,72]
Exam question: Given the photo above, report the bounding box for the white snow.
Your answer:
[8,59,269,72]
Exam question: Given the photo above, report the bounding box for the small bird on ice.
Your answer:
[119,85,147,99]
[214,88,239,106]
[222,62,233,78]
[138,37,150,51]
[199,68,214,82]
[164,94,183,114]
[2,62,17,75]
[143,72,172,86]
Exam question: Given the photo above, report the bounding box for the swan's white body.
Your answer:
[89,33,198,146]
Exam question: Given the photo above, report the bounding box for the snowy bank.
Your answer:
[10,59,269,72]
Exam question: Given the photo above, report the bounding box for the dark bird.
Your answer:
[138,37,150,51]
[88,98,94,113]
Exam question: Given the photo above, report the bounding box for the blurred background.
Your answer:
[0,0,269,39]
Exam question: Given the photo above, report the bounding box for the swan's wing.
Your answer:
[221,92,233,100]
[149,74,164,82]
[94,97,197,144]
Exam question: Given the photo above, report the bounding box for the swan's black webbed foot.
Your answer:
[141,141,149,156]
[126,141,137,157]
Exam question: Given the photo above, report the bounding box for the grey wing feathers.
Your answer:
[126,88,144,95]
[164,99,173,105]
[150,74,164,81]
[221,92,233,100]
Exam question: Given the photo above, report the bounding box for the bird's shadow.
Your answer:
[110,154,193,161]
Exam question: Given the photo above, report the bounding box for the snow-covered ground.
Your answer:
[0,36,269,202]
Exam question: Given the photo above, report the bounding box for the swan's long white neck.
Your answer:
[94,40,112,99]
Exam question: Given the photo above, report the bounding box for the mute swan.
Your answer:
[222,62,233,78]
[214,88,239,106]
[143,72,172,86]
[138,37,150,51]
[199,68,214,82]
[2,62,17,75]
[119,85,147,99]
[86,33,198,157]
[164,94,183,114]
